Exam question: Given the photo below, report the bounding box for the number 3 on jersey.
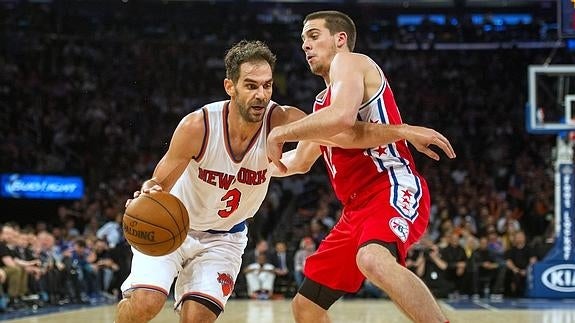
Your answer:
[218,188,241,218]
[322,146,337,178]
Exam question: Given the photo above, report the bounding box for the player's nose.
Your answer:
[254,85,265,99]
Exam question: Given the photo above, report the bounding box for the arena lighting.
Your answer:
[0,173,84,200]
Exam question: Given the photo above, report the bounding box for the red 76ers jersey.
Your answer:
[313,66,425,223]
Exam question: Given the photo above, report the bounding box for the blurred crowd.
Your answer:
[1,0,572,312]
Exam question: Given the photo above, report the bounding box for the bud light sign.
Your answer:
[1,174,84,200]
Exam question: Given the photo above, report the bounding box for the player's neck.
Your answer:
[227,109,262,142]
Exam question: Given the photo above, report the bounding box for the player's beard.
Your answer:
[237,100,266,123]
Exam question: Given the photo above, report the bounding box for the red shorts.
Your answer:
[304,179,430,293]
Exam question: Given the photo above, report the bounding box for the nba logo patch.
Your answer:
[389,217,409,243]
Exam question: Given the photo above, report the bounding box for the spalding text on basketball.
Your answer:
[198,167,267,189]
[124,224,156,242]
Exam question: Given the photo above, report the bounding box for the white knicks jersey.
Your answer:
[170,100,277,231]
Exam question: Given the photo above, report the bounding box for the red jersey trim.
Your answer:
[265,103,279,136]
[194,107,209,162]
[222,102,264,164]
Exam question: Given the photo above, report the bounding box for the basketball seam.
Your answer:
[141,194,181,236]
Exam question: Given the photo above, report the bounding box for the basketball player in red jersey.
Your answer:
[268,11,452,323]
[116,40,453,323]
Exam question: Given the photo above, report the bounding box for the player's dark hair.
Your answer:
[304,11,356,52]
[225,40,276,83]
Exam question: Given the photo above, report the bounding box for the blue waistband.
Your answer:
[204,221,246,234]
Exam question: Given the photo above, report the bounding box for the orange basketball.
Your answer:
[123,191,189,256]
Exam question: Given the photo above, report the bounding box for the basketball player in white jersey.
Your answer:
[267,11,451,323]
[116,40,455,323]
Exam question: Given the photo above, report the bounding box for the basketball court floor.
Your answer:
[2,298,575,323]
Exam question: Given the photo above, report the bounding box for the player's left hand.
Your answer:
[267,128,287,173]
[403,125,456,161]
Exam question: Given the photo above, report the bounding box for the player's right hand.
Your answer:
[125,182,163,208]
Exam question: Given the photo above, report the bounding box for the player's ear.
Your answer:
[336,31,347,49]
[224,78,235,97]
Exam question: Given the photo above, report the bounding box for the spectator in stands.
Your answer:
[308,218,328,248]
[504,231,537,297]
[0,224,33,309]
[470,236,503,298]
[441,232,469,297]
[0,268,6,312]
[91,239,118,299]
[61,239,97,303]
[37,231,68,305]
[244,253,276,300]
[414,237,452,298]
[96,213,124,248]
[243,240,272,267]
[270,241,294,297]
[293,237,315,288]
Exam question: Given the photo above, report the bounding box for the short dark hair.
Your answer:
[304,11,356,51]
[224,40,276,83]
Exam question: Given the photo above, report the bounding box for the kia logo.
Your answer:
[541,264,575,292]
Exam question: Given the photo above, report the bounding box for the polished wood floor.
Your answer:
[3,299,575,323]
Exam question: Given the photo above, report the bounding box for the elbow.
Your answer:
[337,115,355,130]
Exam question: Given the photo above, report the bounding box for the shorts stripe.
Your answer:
[176,291,224,312]
[124,284,169,297]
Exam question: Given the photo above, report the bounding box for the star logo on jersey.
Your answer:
[217,272,234,297]
[400,189,414,211]
[389,217,409,243]
[375,145,387,156]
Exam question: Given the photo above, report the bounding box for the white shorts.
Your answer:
[121,227,248,312]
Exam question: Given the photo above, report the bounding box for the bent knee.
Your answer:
[291,293,305,313]
[356,243,397,275]
[120,289,166,321]
[291,294,313,319]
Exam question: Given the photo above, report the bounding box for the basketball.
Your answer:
[123,191,189,256]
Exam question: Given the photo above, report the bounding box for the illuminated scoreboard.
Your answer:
[560,0,575,38]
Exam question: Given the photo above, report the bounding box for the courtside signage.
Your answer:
[541,264,575,292]
[1,173,84,200]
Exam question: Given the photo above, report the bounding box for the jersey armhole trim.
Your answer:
[194,107,209,162]
[266,103,279,136]
[359,60,386,111]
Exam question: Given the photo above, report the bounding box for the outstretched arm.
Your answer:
[330,122,456,161]
[268,105,455,173]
